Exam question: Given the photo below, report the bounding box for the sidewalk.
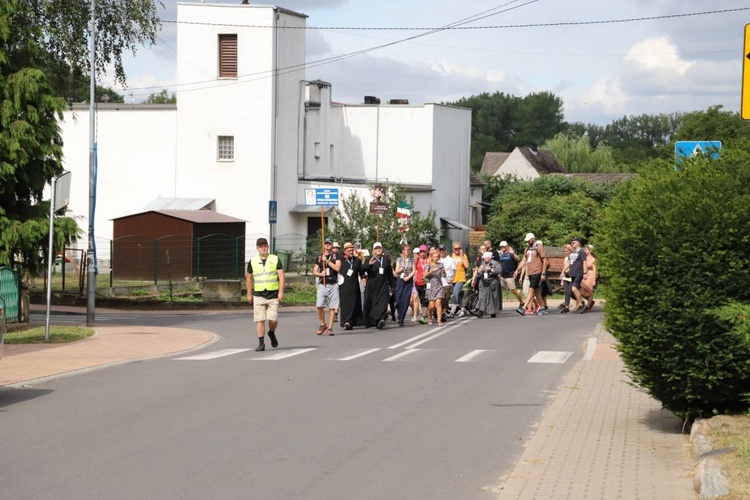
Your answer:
[498,324,696,499]
[0,308,217,386]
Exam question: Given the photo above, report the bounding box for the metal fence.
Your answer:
[0,266,20,324]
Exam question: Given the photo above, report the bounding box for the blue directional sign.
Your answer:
[675,141,722,164]
[268,200,277,224]
[305,188,339,206]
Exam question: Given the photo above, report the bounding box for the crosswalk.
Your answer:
[174,346,574,364]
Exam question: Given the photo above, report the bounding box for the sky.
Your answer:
[109,0,750,125]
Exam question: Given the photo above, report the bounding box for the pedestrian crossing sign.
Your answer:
[269,200,277,224]
[674,141,721,167]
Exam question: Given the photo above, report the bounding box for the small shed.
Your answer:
[112,210,246,281]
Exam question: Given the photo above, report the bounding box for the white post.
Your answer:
[86,0,96,326]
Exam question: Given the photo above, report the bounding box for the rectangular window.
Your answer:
[218,34,238,78]
[217,136,234,161]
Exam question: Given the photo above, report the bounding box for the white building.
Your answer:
[59,2,471,259]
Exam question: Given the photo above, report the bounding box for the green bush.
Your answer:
[597,153,750,418]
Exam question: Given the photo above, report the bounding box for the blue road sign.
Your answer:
[305,188,339,206]
[269,200,277,224]
[675,141,722,163]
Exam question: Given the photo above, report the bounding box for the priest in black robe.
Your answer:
[362,242,394,330]
[338,242,366,330]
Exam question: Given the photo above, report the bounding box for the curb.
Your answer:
[690,418,733,499]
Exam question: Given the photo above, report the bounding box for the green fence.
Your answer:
[0,266,20,324]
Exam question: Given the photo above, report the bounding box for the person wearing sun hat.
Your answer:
[516,232,547,316]
[362,242,394,330]
[338,242,366,330]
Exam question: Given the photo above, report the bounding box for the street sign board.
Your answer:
[304,188,339,206]
[268,200,277,224]
[675,141,722,163]
[743,24,750,120]
[369,202,389,215]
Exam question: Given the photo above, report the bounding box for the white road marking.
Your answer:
[455,349,489,363]
[388,318,473,350]
[175,348,252,360]
[336,348,381,361]
[583,337,597,361]
[383,349,424,362]
[527,351,573,364]
[253,348,317,360]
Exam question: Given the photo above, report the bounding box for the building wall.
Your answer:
[496,148,540,180]
[59,105,177,245]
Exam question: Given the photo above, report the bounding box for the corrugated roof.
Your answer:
[480,152,511,177]
[153,210,246,224]
[144,197,215,210]
[518,148,566,174]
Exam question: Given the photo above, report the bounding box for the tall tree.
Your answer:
[542,133,618,173]
[0,0,77,267]
[675,105,750,145]
[512,91,565,149]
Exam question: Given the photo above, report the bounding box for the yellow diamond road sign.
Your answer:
[743,23,750,120]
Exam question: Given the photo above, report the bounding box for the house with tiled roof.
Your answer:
[481,147,566,180]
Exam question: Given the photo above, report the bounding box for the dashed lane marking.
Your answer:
[336,348,382,361]
[455,349,489,363]
[527,351,573,364]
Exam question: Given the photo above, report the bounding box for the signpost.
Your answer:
[743,23,750,120]
[304,188,339,257]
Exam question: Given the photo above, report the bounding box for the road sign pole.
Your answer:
[743,23,750,120]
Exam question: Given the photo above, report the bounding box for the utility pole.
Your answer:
[86,0,96,326]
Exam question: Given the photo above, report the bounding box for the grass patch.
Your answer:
[5,325,95,344]
[709,415,750,499]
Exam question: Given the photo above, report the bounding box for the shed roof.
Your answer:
[114,210,245,224]
[144,197,215,211]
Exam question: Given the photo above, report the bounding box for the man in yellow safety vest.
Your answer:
[246,237,285,351]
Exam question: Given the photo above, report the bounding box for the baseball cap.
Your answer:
[256,237,269,246]
[373,242,383,249]
[438,244,446,250]
[324,237,333,244]
[499,240,508,247]
[412,248,420,254]
[419,244,428,252]
[524,233,535,242]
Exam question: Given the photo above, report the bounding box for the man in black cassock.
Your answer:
[362,242,394,330]
[338,242,366,330]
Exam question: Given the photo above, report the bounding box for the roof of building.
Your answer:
[554,173,638,183]
[470,174,485,186]
[480,152,511,177]
[518,148,566,174]
[144,197,215,211]
[114,209,245,224]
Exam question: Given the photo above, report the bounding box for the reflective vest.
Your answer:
[250,254,280,292]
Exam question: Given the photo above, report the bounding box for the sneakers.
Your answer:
[268,331,278,348]
[561,307,570,314]
[410,317,418,323]
[576,305,586,314]
[515,306,525,316]
[557,303,567,309]
[377,319,386,330]
[326,328,334,336]
[418,317,428,325]
[537,308,549,316]
[344,322,352,330]
[316,325,326,335]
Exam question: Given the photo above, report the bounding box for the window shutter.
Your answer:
[219,34,238,78]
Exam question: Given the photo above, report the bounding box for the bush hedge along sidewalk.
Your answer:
[597,154,750,419]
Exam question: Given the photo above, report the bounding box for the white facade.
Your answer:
[58,2,471,259]
[494,148,541,180]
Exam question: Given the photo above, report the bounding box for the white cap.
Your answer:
[499,240,508,247]
[412,248,420,254]
[483,252,493,259]
[373,242,383,249]
[332,241,340,247]
[524,233,535,242]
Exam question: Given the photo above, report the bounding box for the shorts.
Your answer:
[316,283,340,309]
[416,284,428,307]
[528,273,542,290]
[500,277,517,291]
[571,273,584,289]
[253,296,279,322]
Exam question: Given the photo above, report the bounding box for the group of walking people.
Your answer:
[245,233,598,351]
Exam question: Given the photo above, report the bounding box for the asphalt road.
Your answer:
[1,307,602,499]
